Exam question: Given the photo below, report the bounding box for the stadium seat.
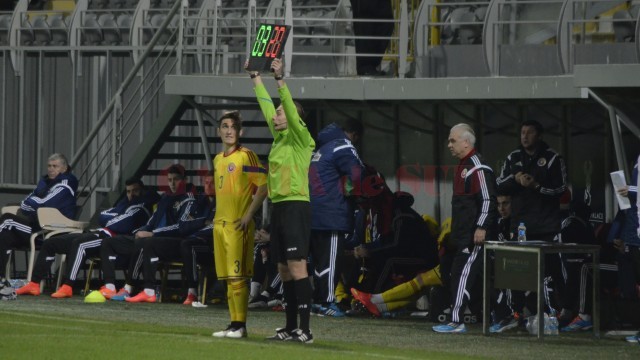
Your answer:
[125,0,139,9]
[0,205,19,215]
[32,15,52,45]
[98,13,121,44]
[474,6,488,22]
[20,18,35,45]
[109,0,127,8]
[116,13,132,44]
[49,13,69,45]
[82,13,103,45]
[149,13,172,45]
[0,14,11,45]
[4,207,88,288]
[612,10,635,43]
[25,208,89,284]
[453,10,481,44]
[93,0,110,9]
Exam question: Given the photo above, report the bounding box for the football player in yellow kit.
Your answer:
[211,111,268,339]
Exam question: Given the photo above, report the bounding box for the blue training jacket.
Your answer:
[179,194,215,240]
[309,123,364,231]
[21,172,79,220]
[137,185,197,237]
[98,190,160,236]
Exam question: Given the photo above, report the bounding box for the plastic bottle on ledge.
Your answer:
[517,222,527,242]
[544,311,559,335]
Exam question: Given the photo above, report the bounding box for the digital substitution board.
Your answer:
[246,24,291,71]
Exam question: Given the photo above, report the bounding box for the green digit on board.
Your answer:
[251,25,267,56]
[256,25,272,57]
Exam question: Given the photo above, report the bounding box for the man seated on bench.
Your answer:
[0,153,77,295]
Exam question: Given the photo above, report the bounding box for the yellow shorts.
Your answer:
[213,220,255,279]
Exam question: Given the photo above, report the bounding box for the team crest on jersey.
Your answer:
[537,158,546,167]
[461,168,468,178]
[227,163,236,172]
[312,151,322,162]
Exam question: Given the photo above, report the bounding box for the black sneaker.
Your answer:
[288,328,313,344]
[266,327,293,341]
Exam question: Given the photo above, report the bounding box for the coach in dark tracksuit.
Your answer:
[496,120,568,315]
[309,123,364,316]
[0,153,77,285]
[433,124,497,334]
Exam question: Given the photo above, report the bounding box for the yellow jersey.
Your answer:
[213,146,267,222]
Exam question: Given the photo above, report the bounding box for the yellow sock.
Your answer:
[382,300,413,312]
[381,279,420,304]
[335,280,347,303]
[226,283,236,322]
[380,266,442,304]
[229,279,249,323]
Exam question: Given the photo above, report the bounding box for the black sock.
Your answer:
[230,321,245,329]
[294,277,312,332]
[282,280,297,331]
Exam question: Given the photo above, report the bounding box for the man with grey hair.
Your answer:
[433,123,497,334]
[0,153,78,296]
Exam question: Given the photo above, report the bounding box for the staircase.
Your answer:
[71,0,274,221]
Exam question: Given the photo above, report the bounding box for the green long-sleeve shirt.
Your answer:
[255,84,315,203]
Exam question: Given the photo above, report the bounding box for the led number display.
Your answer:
[246,24,291,71]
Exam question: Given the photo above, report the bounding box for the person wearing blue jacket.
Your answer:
[99,164,197,301]
[309,123,364,317]
[15,178,159,298]
[126,174,216,304]
[0,153,78,291]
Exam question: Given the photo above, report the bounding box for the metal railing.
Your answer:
[178,0,412,77]
[71,0,184,213]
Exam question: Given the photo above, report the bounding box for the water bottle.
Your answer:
[543,311,559,335]
[547,314,559,335]
[517,222,527,242]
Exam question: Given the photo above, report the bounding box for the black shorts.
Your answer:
[270,201,311,264]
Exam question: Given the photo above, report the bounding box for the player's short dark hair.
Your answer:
[219,111,242,131]
[167,164,186,180]
[124,177,144,188]
[521,120,544,135]
[342,119,364,137]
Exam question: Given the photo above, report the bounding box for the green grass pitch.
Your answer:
[1,296,639,359]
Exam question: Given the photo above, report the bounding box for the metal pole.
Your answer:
[588,89,628,176]
[284,0,293,76]
[194,107,213,171]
